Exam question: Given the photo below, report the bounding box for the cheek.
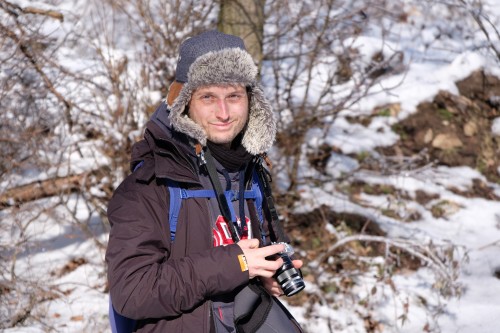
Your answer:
[243,109,250,124]
[236,103,249,122]
[188,105,206,125]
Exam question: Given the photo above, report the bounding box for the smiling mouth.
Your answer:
[210,121,234,128]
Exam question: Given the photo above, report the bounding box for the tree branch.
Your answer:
[1,171,101,209]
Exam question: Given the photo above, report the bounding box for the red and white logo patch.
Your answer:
[213,216,251,247]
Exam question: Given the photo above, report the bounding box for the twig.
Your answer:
[313,234,459,290]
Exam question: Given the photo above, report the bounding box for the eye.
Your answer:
[199,94,215,102]
[228,93,244,101]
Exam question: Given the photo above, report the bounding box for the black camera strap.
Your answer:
[254,155,289,244]
[197,144,288,245]
[200,146,241,242]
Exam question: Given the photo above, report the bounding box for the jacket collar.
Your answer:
[131,118,200,185]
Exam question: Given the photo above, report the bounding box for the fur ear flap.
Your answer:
[168,84,208,146]
[167,82,183,106]
[242,85,276,155]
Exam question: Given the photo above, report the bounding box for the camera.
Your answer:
[273,242,305,297]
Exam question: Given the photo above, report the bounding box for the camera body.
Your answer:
[272,242,305,297]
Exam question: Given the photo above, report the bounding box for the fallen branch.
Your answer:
[2,173,88,209]
[0,1,64,21]
[23,6,64,21]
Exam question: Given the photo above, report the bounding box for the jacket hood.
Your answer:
[167,47,276,155]
[129,103,199,184]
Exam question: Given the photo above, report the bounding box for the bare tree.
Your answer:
[218,0,265,65]
[263,0,406,191]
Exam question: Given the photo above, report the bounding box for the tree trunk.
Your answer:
[218,0,265,66]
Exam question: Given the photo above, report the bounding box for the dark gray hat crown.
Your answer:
[175,30,246,83]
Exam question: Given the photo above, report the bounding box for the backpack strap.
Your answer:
[166,181,217,241]
[166,180,182,241]
[167,179,262,242]
[251,172,264,224]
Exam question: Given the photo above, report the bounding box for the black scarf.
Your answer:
[206,134,253,172]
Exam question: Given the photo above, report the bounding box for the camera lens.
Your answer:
[274,253,305,297]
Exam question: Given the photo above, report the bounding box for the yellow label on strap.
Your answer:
[238,254,249,272]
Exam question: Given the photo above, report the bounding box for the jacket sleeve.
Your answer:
[105,177,249,320]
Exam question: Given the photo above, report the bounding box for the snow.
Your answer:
[493,117,500,136]
[2,0,500,332]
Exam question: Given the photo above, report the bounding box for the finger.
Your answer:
[257,256,284,272]
[264,281,284,297]
[271,287,283,297]
[258,244,285,257]
[292,259,303,269]
[253,269,275,279]
[265,281,281,293]
[257,257,284,275]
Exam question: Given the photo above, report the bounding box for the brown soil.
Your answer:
[285,204,421,279]
[383,70,500,184]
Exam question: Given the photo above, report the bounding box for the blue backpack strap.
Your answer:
[168,184,261,241]
[132,160,144,172]
[167,180,182,241]
[167,181,219,241]
[109,299,136,333]
[176,189,257,200]
[181,189,215,198]
[251,171,264,224]
[222,188,261,223]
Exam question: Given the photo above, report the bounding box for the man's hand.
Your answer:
[260,259,303,297]
[237,239,285,279]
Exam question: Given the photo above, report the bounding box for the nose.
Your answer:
[215,99,230,121]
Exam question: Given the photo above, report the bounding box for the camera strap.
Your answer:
[199,146,242,242]
[197,144,288,245]
[254,155,289,244]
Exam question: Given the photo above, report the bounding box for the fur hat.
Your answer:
[167,30,276,155]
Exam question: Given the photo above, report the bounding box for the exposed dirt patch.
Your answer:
[285,205,421,278]
[449,178,500,201]
[50,257,88,278]
[415,190,440,205]
[381,70,500,184]
[456,70,500,109]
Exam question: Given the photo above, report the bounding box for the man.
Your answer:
[106,30,303,332]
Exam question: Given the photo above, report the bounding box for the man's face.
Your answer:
[189,84,249,146]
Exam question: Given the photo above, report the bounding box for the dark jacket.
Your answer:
[105,110,252,332]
